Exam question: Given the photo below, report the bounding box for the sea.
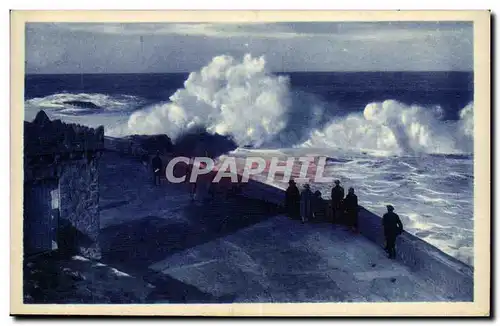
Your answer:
[24,55,474,266]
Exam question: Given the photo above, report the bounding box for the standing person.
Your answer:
[151,151,163,186]
[312,190,325,221]
[331,180,345,224]
[343,187,359,232]
[140,151,149,173]
[382,205,404,259]
[285,179,300,220]
[187,157,198,201]
[300,184,313,223]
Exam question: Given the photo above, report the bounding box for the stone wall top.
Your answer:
[24,111,104,156]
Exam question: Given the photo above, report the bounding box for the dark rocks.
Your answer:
[63,100,102,110]
[174,128,237,158]
[126,134,174,154]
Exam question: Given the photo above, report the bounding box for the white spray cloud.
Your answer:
[101,54,474,155]
[121,54,290,147]
[304,100,474,155]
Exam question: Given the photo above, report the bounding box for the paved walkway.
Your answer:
[98,152,449,303]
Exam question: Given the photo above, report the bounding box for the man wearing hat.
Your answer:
[331,180,344,224]
[382,205,404,259]
[344,187,359,232]
[285,179,300,219]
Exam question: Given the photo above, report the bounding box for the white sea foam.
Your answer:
[115,54,292,147]
[118,54,473,155]
[25,92,143,115]
[305,100,474,155]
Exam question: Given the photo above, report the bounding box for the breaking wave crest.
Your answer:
[304,101,474,155]
[112,54,331,148]
[25,92,144,118]
[114,54,473,155]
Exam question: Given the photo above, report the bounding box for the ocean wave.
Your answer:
[26,55,474,157]
[305,100,474,155]
[116,54,473,155]
[25,92,144,117]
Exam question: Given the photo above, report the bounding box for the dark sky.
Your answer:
[25,21,473,74]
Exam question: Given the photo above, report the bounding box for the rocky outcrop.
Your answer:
[126,134,174,154]
[173,129,237,158]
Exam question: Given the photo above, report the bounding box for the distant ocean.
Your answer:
[24,55,474,265]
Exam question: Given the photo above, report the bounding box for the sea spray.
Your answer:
[303,100,474,155]
[125,54,291,147]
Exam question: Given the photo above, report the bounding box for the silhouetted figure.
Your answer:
[300,184,313,223]
[187,157,197,201]
[331,180,344,224]
[285,179,300,219]
[151,151,163,186]
[208,182,216,200]
[312,190,325,221]
[141,152,149,172]
[383,205,403,259]
[128,141,133,156]
[343,187,359,232]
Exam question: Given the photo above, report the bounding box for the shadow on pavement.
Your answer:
[99,194,281,303]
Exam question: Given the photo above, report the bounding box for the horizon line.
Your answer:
[25,70,474,75]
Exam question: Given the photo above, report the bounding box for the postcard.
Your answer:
[10,10,490,316]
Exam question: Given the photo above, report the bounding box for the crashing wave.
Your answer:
[115,54,330,148]
[305,100,474,155]
[26,55,474,156]
[116,54,473,155]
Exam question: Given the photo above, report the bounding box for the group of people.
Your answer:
[285,179,359,228]
[285,179,404,259]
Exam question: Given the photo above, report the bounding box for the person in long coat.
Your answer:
[300,184,313,223]
[343,187,359,232]
[331,180,345,224]
[312,190,325,221]
[285,179,300,219]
